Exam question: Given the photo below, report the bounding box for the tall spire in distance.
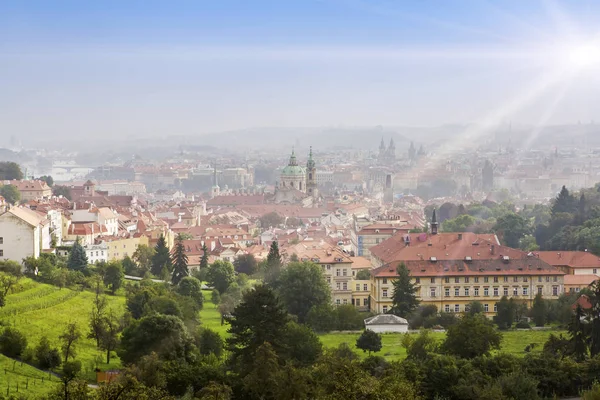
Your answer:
[431,209,438,235]
[288,147,298,166]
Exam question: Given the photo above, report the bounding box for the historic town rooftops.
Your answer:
[536,251,600,269]
[369,232,505,265]
[286,242,352,264]
[3,206,48,227]
[350,256,373,270]
[370,258,564,278]
[207,195,265,207]
[4,179,51,193]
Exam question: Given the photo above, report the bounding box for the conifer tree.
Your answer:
[265,241,283,284]
[151,235,172,276]
[200,243,209,270]
[390,262,420,317]
[67,238,88,271]
[569,304,588,361]
[551,185,576,215]
[531,293,547,327]
[171,235,189,285]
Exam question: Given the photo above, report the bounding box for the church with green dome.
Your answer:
[274,147,318,205]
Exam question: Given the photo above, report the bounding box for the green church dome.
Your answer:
[282,165,306,176]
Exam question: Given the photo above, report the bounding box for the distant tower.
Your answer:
[387,137,396,162]
[408,141,416,161]
[211,162,220,199]
[306,146,318,199]
[378,137,386,161]
[83,180,96,197]
[431,209,439,235]
[482,160,494,191]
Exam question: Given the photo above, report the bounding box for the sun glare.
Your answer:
[567,43,600,68]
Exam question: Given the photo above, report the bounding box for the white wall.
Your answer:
[0,214,37,262]
[366,324,408,333]
[574,268,600,276]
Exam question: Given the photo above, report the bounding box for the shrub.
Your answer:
[516,320,531,329]
[0,327,28,358]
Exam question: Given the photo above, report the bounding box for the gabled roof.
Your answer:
[537,251,600,269]
[564,274,598,286]
[2,207,46,227]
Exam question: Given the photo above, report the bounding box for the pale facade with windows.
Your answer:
[369,258,565,316]
[84,242,109,264]
[0,207,51,262]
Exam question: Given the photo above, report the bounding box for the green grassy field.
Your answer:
[0,354,58,398]
[3,280,125,383]
[200,289,229,336]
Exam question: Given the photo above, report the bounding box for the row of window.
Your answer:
[444,304,495,313]
[335,298,370,306]
[443,286,531,297]
[355,284,369,291]
[382,275,560,285]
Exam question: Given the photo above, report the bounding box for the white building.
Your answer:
[0,207,51,262]
[71,206,119,236]
[364,314,409,333]
[84,242,109,264]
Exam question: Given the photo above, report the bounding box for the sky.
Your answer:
[1,0,600,139]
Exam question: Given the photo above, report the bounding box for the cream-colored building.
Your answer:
[0,207,51,261]
[3,180,52,201]
[104,235,150,260]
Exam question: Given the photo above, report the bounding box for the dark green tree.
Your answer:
[466,301,485,316]
[207,260,235,294]
[177,276,204,309]
[275,261,331,323]
[52,185,72,200]
[551,185,576,215]
[39,175,54,187]
[494,212,530,248]
[242,342,281,399]
[282,321,323,367]
[35,336,61,370]
[233,254,258,275]
[61,360,82,400]
[0,327,27,358]
[200,243,209,271]
[356,329,383,355]
[67,239,88,271]
[265,241,282,283]
[133,244,155,276]
[568,304,588,361]
[104,261,124,294]
[532,293,547,327]
[197,328,224,358]
[495,296,515,330]
[88,289,108,347]
[0,184,20,204]
[59,323,81,363]
[171,236,189,285]
[227,284,289,371]
[355,269,371,280]
[99,309,122,364]
[443,314,502,358]
[390,262,420,317]
[588,280,600,357]
[118,314,193,364]
[122,255,138,276]
[0,162,23,180]
[151,235,172,276]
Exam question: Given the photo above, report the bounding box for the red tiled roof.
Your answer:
[537,251,600,269]
[207,195,265,207]
[564,274,598,286]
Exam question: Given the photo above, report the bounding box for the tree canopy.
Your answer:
[390,262,420,317]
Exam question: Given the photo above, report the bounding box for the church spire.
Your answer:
[431,209,438,235]
[288,147,298,166]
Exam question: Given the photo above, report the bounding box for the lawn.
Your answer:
[200,289,229,337]
[318,328,560,360]
[0,354,58,398]
[3,280,126,382]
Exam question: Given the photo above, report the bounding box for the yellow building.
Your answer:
[351,278,371,311]
[369,258,565,316]
[105,234,149,260]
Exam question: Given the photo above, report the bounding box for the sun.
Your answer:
[567,43,600,68]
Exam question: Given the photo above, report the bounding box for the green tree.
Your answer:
[242,342,281,399]
[52,185,72,200]
[67,239,88,271]
[133,244,155,276]
[59,323,81,363]
[35,336,61,370]
[177,276,204,309]
[467,301,485,315]
[282,321,323,367]
[495,296,515,330]
[227,284,289,371]
[104,261,124,294]
[356,329,383,355]
[122,255,138,276]
[443,314,502,358]
[265,241,282,283]
[494,212,531,248]
[233,254,258,275]
[334,304,365,330]
[211,289,221,305]
[552,185,576,215]
[99,309,122,364]
[259,211,284,228]
[275,261,331,323]
[207,260,235,294]
[355,269,371,280]
[390,262,420,317]
[118,314,193,364]
[568,303,588,361]
[39,175,54,187]
[306,304,337,333]
[200,243,209,270]
[0,327,27,358]
[88,289,108,347]
[61,360,82,400]
[0,184,20,204]
[197,328,224,358]
[151,235,172,276]
[532,293,547,327]
[171,236,189,285]
[0,162,23,180]
[588,280,600,357]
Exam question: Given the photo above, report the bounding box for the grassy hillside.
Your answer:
[0,354,58,398]
[3,279,125,382]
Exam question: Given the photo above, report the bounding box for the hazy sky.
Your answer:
[1,0,600,139]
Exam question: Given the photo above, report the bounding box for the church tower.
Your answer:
[387,137,396,162]
[211,162,220,199]
[306,146,318,199]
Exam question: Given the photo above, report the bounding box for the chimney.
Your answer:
[458,233,463,240]
[491,245,495,255]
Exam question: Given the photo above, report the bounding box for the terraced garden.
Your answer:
[2,279,126,383]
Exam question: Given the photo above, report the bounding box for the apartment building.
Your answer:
[369,258,564,316]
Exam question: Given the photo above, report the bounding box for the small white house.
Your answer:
[364,314,409,333]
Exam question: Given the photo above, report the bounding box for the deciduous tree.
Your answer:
[356,329,383,355]
[60,323,81,363]
[177,276,204,309]
[104,261,124,294]
[0,184,20,204]
[207,260,235,294]
[443,314,501,358]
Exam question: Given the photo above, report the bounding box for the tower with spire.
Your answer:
[378,137,387,162]
[211,161,220,199]
[430,209,438,235]
[306,146,318,199]
[387,137,396,162]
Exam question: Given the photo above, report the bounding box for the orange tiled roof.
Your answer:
[537,251,600,269]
